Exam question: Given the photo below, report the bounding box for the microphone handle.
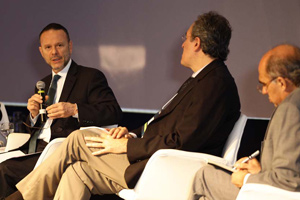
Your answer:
[38,89,46,122]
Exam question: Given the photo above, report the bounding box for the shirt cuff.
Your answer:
[243,173,251,185]
[73,113,79,118]
[72,103,79,119]
[128,132,137,138]
[30,114,39,126]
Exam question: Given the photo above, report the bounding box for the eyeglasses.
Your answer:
[257,77,277,93]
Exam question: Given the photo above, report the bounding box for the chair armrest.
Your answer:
[119,149,208,200]
[5,133,30,152]
[236,183,300,200]
[34,137,66,169]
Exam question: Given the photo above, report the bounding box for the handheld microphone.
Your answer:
[36,81,46,122]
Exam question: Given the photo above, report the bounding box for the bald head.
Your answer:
[258,44,300,106]
[260,44,300,87]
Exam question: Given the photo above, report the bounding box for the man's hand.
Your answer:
[233,157,261,174]
[85,133,128,155]
[231,169,248,188]
[231,157,262,188]
[46,102,78,119]
[27,94,47,118]
[108,126,133,139]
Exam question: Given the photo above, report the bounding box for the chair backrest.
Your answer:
[34,137,66,169]
[0,102,9,146]
[237,117,269,162]
[221,114,269,166]
[5,133,30,152]
[222,114,248,166]
[0,102,9,124]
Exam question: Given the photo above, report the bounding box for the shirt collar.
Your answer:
[51,59,72,77]
[192,63,209,78]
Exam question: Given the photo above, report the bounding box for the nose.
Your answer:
[261,86,268,95]
[51,47,58,55]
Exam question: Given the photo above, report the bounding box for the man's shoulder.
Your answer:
[194,61,234,87]
[281,88,300,108]
[71,62,101,72]
[195,60,231,79]
[70,62,105,76]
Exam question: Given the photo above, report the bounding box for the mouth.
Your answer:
[51,57,62,63]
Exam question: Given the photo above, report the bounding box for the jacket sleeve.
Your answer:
[247,102,300,191]
[76,70,122,127]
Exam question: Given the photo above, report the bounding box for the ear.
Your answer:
[276,77,287,90]
[69,40,73,54]
[39,46,43,57]
[193,37,201,51]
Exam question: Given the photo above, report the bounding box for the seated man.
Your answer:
[8,11,241,200]
[0,23,122,198]
[190,44,300,200]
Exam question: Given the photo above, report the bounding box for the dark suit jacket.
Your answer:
[125,59,241,188]
[23,60,122,149]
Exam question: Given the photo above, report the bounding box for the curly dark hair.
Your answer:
[39,23,70,43]
[192,11,232,61]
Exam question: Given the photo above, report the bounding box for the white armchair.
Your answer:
[12,115,295,200]
[14,114,248,200]
[118,114,248,200]
[0,133,30,163]
[236,183,300,200]
[119,149,209,200]
[5,133,30,152]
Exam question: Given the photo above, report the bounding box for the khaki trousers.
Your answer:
[16,129,130,200]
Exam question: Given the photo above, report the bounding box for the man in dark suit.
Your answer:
[189,44,300,200]
[0,23,122,198]
[9,11,240,199]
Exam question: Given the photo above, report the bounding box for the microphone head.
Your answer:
[36,81,45,90]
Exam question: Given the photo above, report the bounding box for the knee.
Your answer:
[193,165,217,190]
[201,165,216,174]
[67,129,99,145]
[196,165,214,180]
[68,130,85,142]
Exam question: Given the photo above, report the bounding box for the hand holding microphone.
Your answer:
[27,81,47,122]
[36,81,47,122]
[28,79,77,121]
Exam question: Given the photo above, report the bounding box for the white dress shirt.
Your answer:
[31,59,72,143]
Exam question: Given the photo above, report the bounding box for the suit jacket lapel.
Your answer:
[155,59,223,120]
[263,108,277,140]
[59,61,78,102]
[44,75,52,94]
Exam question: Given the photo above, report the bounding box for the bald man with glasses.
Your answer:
[190,44,300,200]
